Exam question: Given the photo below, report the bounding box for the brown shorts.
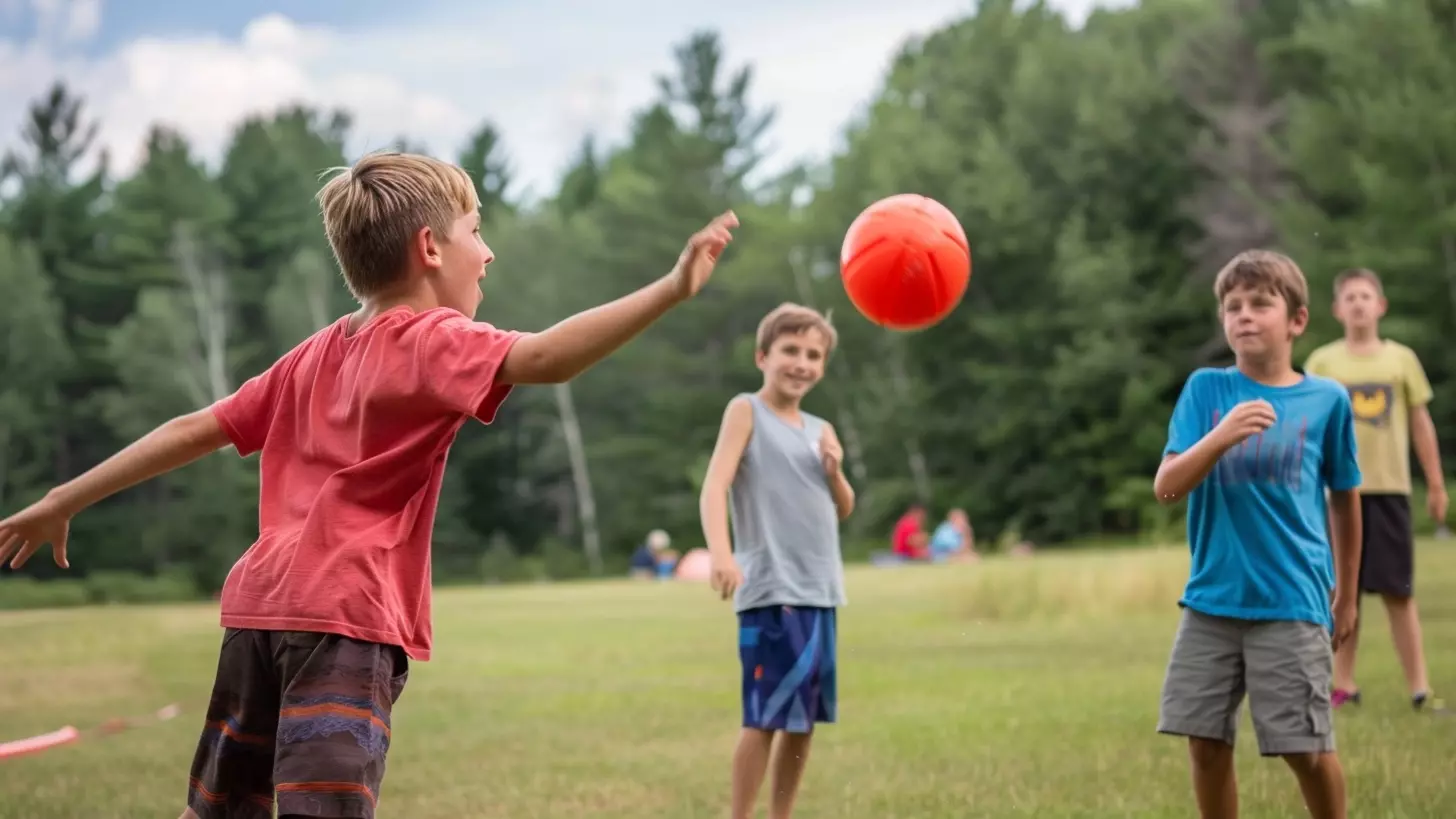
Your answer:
[186,628,409,819]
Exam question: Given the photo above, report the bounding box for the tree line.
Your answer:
[2,0,1454,608]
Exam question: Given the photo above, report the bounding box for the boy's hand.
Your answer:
[0,494,73,570]
[668,211,738,302]
[1427,484,1448,525]
[1331,595,1358,651]
[1212,400,1276,448]
[821,425,844,478]
[710,553,743,601]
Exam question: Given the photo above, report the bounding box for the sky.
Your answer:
[0,0,1121,199]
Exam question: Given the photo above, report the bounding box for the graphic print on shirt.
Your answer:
[1344,382,1395,429]
[1211,408,1309,491]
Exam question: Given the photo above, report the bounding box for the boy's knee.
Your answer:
[1381,592,1413,609]
[1188,737,1234,769]
[1280,750,1332,776]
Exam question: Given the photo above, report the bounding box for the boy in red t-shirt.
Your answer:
[0,150,738,819]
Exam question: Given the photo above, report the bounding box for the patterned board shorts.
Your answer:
[738,605,837,734]
[186,629,409,819]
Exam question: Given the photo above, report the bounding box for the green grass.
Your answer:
[3,542,1456,818]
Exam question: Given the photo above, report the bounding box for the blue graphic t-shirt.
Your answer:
[1164,367,1361,631]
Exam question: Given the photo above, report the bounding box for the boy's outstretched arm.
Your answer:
[1327,488,1362,649]
[0,409,231,569]
[700,396,752,600]
[499,211,737,385]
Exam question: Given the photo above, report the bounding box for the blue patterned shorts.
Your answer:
[738,605,837,734]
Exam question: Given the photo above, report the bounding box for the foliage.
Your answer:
[2,6,1454,603]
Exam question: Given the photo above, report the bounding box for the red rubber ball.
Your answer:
[839,194,971,331]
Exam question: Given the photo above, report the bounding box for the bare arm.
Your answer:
[51,409,231,515]
[498,276,682,385]
[828,471,855,521]
[499,211,737,385]
[699,397,753,561]
[1328,488,1362,602]
[1,409,230,568]
[1153,434,1234,504]
[1410,405,1445,493]
[1153,399,1274,504]
[821,422,854,520]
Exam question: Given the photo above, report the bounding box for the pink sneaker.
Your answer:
[1332,688,1361,708]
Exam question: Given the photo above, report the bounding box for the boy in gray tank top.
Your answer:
[698,303,854,819]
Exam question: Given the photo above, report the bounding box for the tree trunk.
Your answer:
[554,381,602,574]
[172,222,231,402]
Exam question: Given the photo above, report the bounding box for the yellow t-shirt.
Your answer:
[1303,339,1434,495]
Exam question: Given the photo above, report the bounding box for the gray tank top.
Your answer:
[729,393,847,612]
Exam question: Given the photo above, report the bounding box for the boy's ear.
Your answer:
[1291,305,1310,335]
[415,226,443,270]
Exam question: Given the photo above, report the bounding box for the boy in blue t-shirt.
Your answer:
[1154,250,1362,819]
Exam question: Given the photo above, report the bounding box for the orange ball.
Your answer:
[839,194,971,330]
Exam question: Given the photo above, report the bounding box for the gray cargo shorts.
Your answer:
[1157,607,1335,757]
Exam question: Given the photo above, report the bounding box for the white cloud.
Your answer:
[0,0,1123,197]
[94,17,473,174]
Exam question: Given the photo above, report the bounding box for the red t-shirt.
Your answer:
[892,515,926,560]
[209,306,524,661]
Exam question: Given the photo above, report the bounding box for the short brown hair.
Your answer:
[316,151,479,298]
[1212,250,1309,315]
[1333,267,1384,298]
[755,303,838,356]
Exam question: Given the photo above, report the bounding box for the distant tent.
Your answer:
[674,547,712,581]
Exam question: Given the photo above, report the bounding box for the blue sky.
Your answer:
[0,0,1121,197]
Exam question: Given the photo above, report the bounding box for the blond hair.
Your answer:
[316,151,480,298]
[1333,267,1384,298]
[1213,250,1309,315]
[755,302,838,355]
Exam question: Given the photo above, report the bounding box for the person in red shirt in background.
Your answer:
[891,505,930,561]
[0,150,739,819]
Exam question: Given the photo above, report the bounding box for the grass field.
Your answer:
[3,542,1455,818]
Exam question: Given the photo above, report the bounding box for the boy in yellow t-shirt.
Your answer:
[1304,268,1448,712]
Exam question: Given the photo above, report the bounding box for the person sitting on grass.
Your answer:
[629,529,679,580]
[929,508,978,563]
[890,504,930,561]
